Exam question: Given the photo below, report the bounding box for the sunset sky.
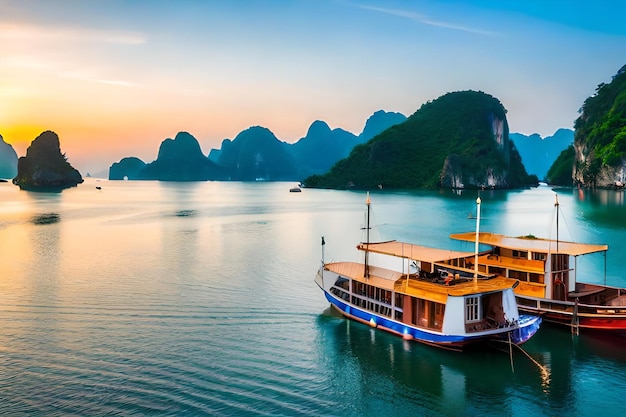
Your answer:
[1,0,625,176]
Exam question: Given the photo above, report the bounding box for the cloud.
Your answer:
[0,22,146,44]
[356,4,497,36]
[0,22,143,87]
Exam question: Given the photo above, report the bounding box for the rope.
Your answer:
[513,343,550,378]
[508,332,515,373]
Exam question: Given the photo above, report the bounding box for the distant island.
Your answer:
[510,129,573,181]
[108,110,406,182]
[110,132,227,181]
[303,90,537,190]
[5,64,624,191]
[0,134,18,179]
[12,130,83,191]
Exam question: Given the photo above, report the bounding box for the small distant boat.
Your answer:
[451,194,626,335]
[315,193,541,350]
[95,186,102,190]
[289,185,301,192]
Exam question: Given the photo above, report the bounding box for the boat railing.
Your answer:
[518,296,626,315]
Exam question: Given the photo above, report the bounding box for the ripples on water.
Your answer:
[1,181,626,416]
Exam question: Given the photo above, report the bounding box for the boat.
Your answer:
[289,184,302,192]
[314,193,542,350]
[450,195,626,334]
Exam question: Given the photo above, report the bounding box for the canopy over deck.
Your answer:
[357,241,474,263]
[450,232,608,256]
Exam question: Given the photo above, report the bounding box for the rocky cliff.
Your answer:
[140,132,227,181]
[510,129,573,180]
[216,127,297,181]
[303,90,534,190]
[573,64,626,188]
[0,134,18,179]
[109,157,146,180]
[12,131,83,191]
[110,110,406,182]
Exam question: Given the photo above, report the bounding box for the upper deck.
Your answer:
[450,232,608,256]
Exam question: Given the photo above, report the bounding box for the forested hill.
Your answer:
[573,64,626,187]
[302,90,535,190]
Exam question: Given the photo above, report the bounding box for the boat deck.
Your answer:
[398,275,517,301]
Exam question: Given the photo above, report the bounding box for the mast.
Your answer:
[364,192,371,278]
[474,196,481,285]
[320,236,325,283]
[555,193,559,252]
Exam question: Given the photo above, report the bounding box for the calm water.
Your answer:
[1,179,625,416]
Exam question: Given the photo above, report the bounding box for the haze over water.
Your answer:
[1,180,625,416]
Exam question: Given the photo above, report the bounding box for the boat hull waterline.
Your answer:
[518,297,626,332]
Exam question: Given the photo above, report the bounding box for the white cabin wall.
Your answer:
[502,289,519,321]
[441,297,466,335]
[323,270,339,292]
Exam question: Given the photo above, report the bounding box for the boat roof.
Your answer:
[324,261,515,303]
[324,261,400,290]
[450,232,608,256]
[357,241,474,263]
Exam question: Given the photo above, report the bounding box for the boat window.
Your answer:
[465,296,481,323]
[348,281,393,317]
[489,266,505,277]
[333,276,350,291]
[512,250,528,259]
[509,270,528,281]
[330,287,350,302]
[395,293,404,308]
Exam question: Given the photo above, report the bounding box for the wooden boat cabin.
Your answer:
[316,240,540,348]
[450,232,626,331]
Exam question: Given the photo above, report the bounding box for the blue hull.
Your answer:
[323,289,541,348]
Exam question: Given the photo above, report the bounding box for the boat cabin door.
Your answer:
[551,254,569,301]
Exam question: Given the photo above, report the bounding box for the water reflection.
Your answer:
[318,306,626,416]
[174,209,197,217]
[569,187,626,229]
[31,213,60,225]
[317,308,551,416]
[572,187,626,207]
